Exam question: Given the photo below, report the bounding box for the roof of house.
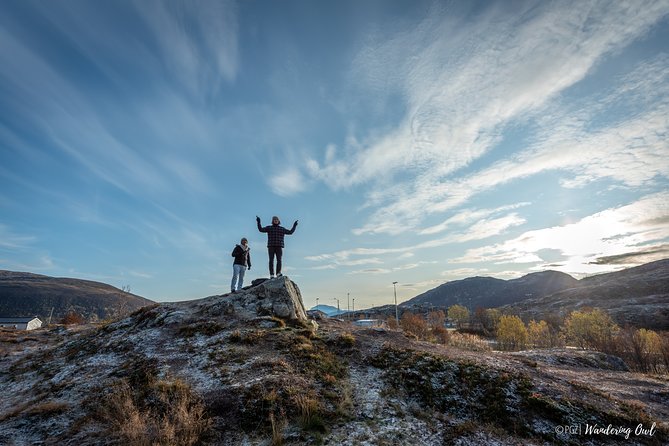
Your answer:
[0,317,42,324]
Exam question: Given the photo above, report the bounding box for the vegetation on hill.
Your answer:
[0,270,154,322]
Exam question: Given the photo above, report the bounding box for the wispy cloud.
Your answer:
[268,168,307,197]
[301,1,669,235]
[133,0,239,94]
[419,203,530,235]
[451,191,669,272]
[306,211,524,268]
[0,224,36,250]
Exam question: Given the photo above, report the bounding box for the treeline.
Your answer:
[391,305,669,374]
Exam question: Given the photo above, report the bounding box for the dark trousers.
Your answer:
[268,246,283,276]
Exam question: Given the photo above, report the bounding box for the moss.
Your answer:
[372,348,536,437]
[178,321,225,337]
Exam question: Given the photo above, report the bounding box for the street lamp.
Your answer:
[393,281,399,326]
[347,292,350,320]
[352,298,355,317]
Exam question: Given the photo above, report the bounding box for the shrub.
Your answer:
[448,305,470,329]
[337,332,356,348]
[562,308,619,352]
[400,312,430,340]
[496,315,528,351]
[660,332,669,372]
[527,320,553,348]
[427,310,446,329]
[618,327,663,373]
[60,312,86,325]
[432,326,451,345]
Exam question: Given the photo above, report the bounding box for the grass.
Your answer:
[97,377,211,446]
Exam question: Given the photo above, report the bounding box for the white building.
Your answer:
[353,319,384,328]
[0,317,43,330]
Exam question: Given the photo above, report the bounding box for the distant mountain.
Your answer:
[310,304,347,316]
[0,270,154,323]
[403,270,579,310]
[505,259,669,330]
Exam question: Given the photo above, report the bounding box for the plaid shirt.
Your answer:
[257,221,297,247]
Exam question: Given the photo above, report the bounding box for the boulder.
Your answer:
[194,276,310,324]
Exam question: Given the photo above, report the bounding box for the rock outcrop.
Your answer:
[192,276,309,323]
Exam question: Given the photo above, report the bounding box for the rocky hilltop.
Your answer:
[1,277,667,445]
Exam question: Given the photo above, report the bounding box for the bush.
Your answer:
[562,308,619,352]
[496,315,528,351]
[400,312,430,340]
[60,312,86,325]
[432,326,451,345]
[427,310,446,329]
[448,304,470,329]
[618,327,663,373]
[527,320,562,348]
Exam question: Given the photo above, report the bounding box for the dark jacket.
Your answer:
[257,220,297,247]
[232,244,251,267]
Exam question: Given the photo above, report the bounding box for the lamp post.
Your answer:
[352,298,355,318]
[347,292,350,320]
[393,281,399,326]
[316,297,319,310]
[334,298,340,314]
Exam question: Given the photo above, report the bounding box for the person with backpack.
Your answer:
[231,237,251,292]
[256,215,298,278]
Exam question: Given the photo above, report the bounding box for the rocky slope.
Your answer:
[1,277,667,445]
[0,270,154,322]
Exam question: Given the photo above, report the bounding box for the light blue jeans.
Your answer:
[231,264,246,291]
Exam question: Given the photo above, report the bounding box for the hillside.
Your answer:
[1,277,667,445]
[0,270,154,322]
[403,270,579,309]
[506,259,669,329]
[400,260,669,329]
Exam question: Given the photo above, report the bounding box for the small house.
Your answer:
[0,317,43,331]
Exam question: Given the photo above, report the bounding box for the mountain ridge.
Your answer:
[0,270,154,322]
[397,259,669,329]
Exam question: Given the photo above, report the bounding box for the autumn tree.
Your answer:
[562,308,619,352]
[620,328,663,373]
[400,312,430,340]
[496,315,528,351]
[448,304,470,329]
[427,310,446,329]
[527,320,552,348]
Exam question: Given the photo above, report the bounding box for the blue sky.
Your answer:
[1,0,668,309]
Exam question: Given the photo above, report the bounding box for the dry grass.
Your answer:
[98,378,210,446]
[449,332,492,352]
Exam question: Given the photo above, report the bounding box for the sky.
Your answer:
[1,0,669,310]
